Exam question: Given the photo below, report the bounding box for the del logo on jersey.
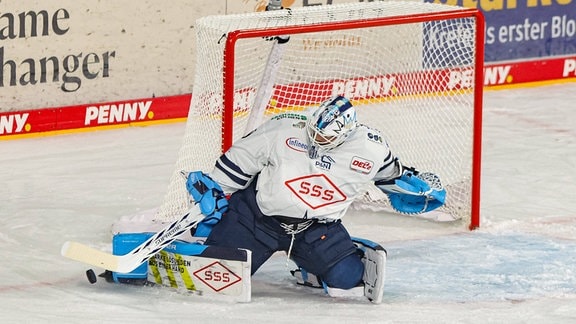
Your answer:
[285,174,347,209]
[350,156,373,174]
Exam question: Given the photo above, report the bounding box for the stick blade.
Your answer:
[61,241,121,272]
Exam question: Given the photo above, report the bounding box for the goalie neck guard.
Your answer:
[306,96,357,155]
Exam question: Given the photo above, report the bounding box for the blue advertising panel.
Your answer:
[422,18,477,68]
[428,0,576,62]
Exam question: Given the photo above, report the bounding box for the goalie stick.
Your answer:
[61,203,204,274]
[244,0,290,135]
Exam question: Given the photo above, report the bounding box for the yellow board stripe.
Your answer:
[148,256,163,284]
[174,253,196,291]
[157,251,178,288]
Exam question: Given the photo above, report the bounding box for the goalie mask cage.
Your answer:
[157,1,484,230]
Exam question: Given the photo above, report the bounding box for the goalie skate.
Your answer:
[291,237,387,304]
[353,237,387,304]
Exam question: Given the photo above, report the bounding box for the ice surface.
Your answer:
[1,83,575,323]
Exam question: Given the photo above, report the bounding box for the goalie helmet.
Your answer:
[306,96,357,154]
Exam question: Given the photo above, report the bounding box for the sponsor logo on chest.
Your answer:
[285,174,347,209]
[315,155,335,171]
[350,156,373,174]
[285,137,308,152]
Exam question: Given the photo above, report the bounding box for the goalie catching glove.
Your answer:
[184,171,228,237]
[375,168,446,215]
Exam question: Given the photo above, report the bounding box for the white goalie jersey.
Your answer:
[210,112,402,221]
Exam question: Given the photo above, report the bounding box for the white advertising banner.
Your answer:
[1,0,572,138]
[0,0,359,113]
[1,1,221,111]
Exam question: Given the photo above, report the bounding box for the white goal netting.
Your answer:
[156,1,484,228]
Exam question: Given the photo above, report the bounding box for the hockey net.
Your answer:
[156,1,484,229]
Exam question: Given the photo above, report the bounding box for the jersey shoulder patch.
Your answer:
[358,124,385,145]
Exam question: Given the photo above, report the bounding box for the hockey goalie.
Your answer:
[109,95,446,304]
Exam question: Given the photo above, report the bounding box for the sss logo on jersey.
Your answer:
[350,156,373,174]
[285,174,346,209]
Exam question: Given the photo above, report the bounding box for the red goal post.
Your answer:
[158,2,485,230]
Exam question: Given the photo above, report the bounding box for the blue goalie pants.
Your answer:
[204,179,363,289]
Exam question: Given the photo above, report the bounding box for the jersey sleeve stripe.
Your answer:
[215,159,251,187]
[377,152,395,172]
[220,154,252,178]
